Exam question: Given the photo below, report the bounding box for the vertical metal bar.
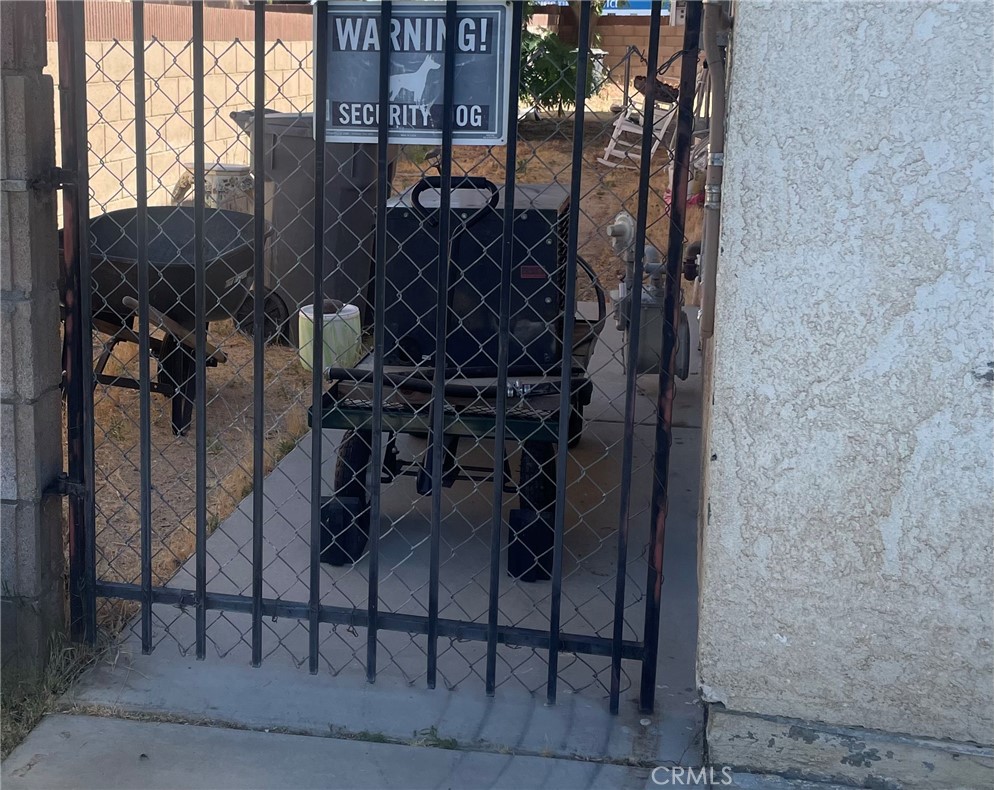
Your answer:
[623,45,632,110]
[547,0,591,705]
[57,0,96,644]
[309,0,330,675]
[366,0,393,684]
[640,0,702,714]
[250,0,266,669]
[132,0,153,655]
[486,0,524,698]
[192,0,207,661]
[426,0,458,690]
[609,0,663,716]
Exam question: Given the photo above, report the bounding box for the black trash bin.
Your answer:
[231,111,394,343]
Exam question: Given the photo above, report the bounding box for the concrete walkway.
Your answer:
[4,310,706,789]
[3,714,650,789]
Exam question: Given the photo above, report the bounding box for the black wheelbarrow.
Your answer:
[76,206,270,434]
[310,178,606,582]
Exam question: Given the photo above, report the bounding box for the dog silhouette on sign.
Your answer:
[389,56,441,104]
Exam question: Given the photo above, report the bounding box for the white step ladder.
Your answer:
[598,64,711,173]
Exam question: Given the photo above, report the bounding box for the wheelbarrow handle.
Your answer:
[410,176,500,229]
[121,296,227,364]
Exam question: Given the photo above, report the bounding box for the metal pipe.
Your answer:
[699,1,729,339]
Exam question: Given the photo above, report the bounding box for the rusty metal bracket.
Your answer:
[2,167,75,192]
[47,473,87,499]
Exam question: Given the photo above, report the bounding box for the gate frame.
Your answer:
[56,0,702,715]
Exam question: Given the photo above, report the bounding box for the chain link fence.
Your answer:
[57,0,706,711]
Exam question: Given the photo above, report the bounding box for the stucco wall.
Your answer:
[698,0,993,745]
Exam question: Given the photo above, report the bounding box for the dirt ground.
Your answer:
[87,118,704,628]
[91,319,310,626]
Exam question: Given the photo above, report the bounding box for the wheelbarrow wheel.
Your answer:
[322,430,372,566]
[508,440,556,581]
[235,289,289,345]
[518,439,556,514]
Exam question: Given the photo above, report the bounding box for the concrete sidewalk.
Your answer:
[3,310,706,789]
[2,714,650,789]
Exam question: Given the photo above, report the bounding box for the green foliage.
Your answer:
[519,2,601,115]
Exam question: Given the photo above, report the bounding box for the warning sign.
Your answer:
[317,3,511,145]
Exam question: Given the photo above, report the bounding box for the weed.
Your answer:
[274,436,298,462]
[355,730,391,744]
[105,416,127,442]
[1,636,113,759]
[413,725,458,750]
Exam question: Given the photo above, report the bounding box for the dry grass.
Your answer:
[0,637,114,759]
[91,319,311,608]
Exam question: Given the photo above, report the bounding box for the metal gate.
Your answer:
[57,0,702,714]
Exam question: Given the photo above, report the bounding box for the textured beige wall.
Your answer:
[698,0,993,744]
[45,39,313,215]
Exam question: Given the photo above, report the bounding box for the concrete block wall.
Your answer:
[1,0,65,674]
[552,11,687,104]
[43,1,313,216]
[596,16,687,85]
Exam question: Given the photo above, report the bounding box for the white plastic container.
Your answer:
[297,302,362,372]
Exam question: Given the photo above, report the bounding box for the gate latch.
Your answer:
[1,167,75,193]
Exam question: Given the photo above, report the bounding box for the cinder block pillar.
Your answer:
[1,0,64,675]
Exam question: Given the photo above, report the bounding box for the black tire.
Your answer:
[322,430,372,566]
[518,440,556,513]
[509,440,557,581]
[235,290,289,344]
[676,310,691,380]
[567,404,584,449]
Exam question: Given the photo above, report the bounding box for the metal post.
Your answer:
[309,0,330,676]
[366,0,394,684]
[132,0,153,655]
[250,0,267,669]
[56,0,96,644]
[609,0,664,716]
[548,0,592,705]
[426,0,459,691]
[640,0,702,714]
[486,0,524,697]
[192,0,207,661]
